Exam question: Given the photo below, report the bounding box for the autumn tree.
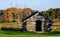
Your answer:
[22,8,32,19]
[1,8,33,22]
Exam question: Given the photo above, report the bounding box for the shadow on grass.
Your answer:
[0,28,23,35]
[52,31,60,34]
[39,31,60,36]
[0,31,60,36]
[0,28,60,36]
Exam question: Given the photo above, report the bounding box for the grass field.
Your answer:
[0,22,60,37]
[0,30,60,37]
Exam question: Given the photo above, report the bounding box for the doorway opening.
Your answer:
[36,20,42,31]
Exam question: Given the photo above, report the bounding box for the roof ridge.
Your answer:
[22,11,38,22]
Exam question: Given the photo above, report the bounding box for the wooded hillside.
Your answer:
[0,8,60,23]
[45,8,60,19]
[0,8,33,22]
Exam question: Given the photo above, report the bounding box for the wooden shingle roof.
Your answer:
[22,11,53,22]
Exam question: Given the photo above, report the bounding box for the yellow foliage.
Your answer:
[2,8,33,22]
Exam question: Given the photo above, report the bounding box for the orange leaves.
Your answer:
[5,8,22,22]
[2,8,33,22]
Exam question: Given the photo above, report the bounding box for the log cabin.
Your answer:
[22,11,53,32]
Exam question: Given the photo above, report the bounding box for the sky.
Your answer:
[0,0,60,11]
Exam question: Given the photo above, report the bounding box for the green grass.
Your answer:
[0,31,60,37]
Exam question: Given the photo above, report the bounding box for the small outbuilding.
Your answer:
[22,11,53,32]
